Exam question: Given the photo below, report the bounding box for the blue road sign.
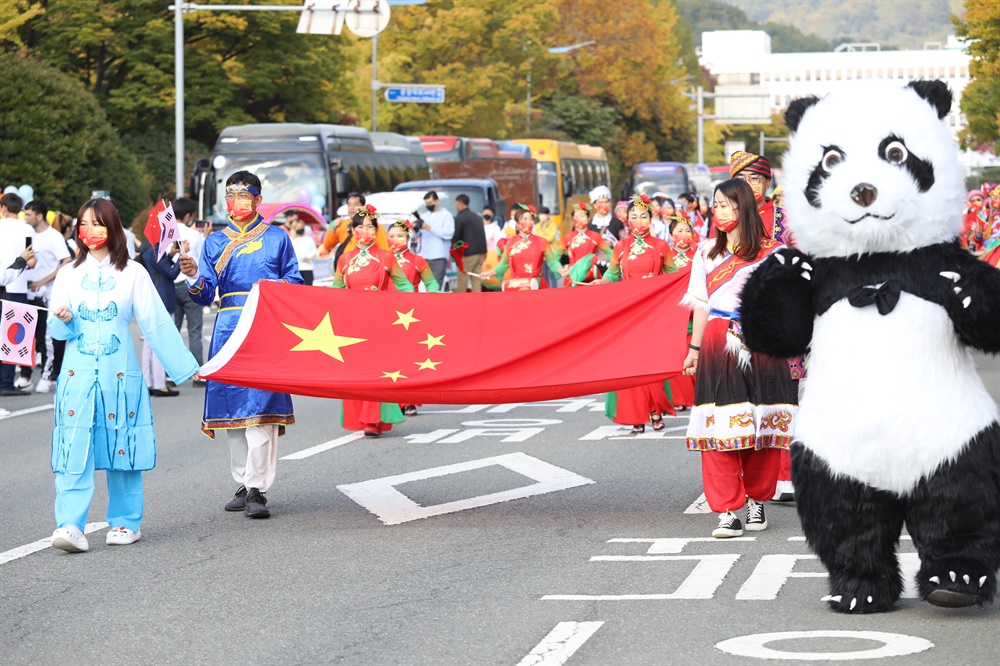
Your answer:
[384,86,445,104]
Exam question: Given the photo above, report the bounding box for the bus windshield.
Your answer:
[634,177,688,200]
[423,148,462,164]
[418,187,487,217]
[537,162,559,215]
[212,153,327,224]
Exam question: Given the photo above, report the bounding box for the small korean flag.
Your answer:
[157,202,180,262]
[1,301,38,367]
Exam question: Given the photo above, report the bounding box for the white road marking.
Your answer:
[280,432,365,460]
[0,403,54,420]
[405,429,461,444]
[608,537,755,554]
[736,554,828,599]
[338,452,595,525]
[543,554,741,600]
[0,522,109,565]
[419,405,493,414]
[715,630,933,661]
[516,621,604,666]
[684,493,712,514]
[579,423,690,441]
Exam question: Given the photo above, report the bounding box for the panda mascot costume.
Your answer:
[739,80,1000,614]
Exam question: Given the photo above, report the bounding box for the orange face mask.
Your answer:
[79,225,108,250]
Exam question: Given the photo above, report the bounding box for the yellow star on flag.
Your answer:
[415,358,441,371]
[419,333,445,350]
[283,313,366,362]
[382,370,407,382]
[392,308,420,331]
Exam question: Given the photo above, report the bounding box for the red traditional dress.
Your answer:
[331,243,413,433]
[603,233,678,426]
[492,232,564,290]
[681,238,798,512]
[668,244,698,408]
[560,229,611,286]
[394,248,441,292]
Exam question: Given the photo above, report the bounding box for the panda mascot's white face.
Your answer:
[782,81,964,258]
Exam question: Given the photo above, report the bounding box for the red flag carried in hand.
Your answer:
[144,200,167,247]
[200,276,690,404]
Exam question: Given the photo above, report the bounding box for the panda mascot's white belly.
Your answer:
[795,292,998,496]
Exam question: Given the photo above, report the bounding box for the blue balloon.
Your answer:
[18,184,34,202]
[314,195,326,210]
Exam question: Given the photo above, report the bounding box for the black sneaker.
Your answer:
[224,485,247,512]
[712,511,743,538]
[746,499,768,531]
[245,488,270,519]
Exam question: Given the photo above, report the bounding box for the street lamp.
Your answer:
[526,40,597,133]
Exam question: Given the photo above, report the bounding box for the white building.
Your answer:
[699,30,993,168]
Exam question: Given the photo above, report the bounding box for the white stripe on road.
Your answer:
[516,621,604,666]
[0,522,109,565]
[280,432,365,460]
[419,405,493,414]
[684,493,711,514]
[0,403,54,420]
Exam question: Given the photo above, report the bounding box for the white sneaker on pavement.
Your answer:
[35,378,52,393]
[106,527,141,545]
[772,479,795,502]
[13,376,31,389]
[50,526,89,553]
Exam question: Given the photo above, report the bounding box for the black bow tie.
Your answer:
[847,279,901,315]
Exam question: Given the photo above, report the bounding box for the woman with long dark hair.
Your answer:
[681,179,797,538]
[46,198,199,552]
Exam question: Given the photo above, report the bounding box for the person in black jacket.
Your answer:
[138,238,183,396]
[452,194,488,292]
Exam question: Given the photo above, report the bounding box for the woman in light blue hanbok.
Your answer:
[46,199,198,553]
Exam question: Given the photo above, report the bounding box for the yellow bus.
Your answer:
[512,139,610,233]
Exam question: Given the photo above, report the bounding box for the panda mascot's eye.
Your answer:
[821,149,844,173]
[883,140,908,165]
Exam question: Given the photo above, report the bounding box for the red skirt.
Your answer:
[669,334,696,407]
[342,399,404,432]
[612,382,676,425]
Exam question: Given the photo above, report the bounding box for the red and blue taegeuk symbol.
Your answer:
[6,322,26,345]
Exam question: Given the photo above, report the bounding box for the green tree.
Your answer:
[702,114,790,168]
[540,96,621,148]
[0,1,44,48]
[0,54,147,221]
[953,0,1000,152]
[13,0,360,197]
[677,0,832,52]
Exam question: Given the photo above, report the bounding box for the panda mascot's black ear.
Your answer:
[785,96,820,133]
[907,80,952,119]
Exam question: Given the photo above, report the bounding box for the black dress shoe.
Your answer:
[245,488,270,519]
[150,388,180,397]
[224,485,247,511]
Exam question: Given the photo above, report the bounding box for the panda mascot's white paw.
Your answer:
[766,80,1000,614]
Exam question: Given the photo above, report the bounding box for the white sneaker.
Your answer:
[13,376,31,389]
[50,526,89,553]
[746,498,768,531]
[35,378,52,393]
[713,511,744,538]
[772,479,795,502]
[106,526,141,545]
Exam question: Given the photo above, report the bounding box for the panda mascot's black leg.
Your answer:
[906,422,1000,608]
[792,443,906,613]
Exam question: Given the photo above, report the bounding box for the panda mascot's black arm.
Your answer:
[740,247,816,358]
[928,243,1000,353]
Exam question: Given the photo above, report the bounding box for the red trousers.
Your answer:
[701,447,782,513]
[778,448,792,482]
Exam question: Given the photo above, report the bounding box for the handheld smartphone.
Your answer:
[25,236,32,249]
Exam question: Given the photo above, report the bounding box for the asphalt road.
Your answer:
[1,315,998,666]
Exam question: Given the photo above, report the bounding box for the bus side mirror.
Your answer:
[335,170,349,198]
[190,158,210,200]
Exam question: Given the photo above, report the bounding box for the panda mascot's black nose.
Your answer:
[851,184,878,207]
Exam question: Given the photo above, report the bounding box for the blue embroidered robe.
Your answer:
[187,214,303,437]
[47,254,199,473]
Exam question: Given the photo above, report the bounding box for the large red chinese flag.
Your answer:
[200,275,690,404]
